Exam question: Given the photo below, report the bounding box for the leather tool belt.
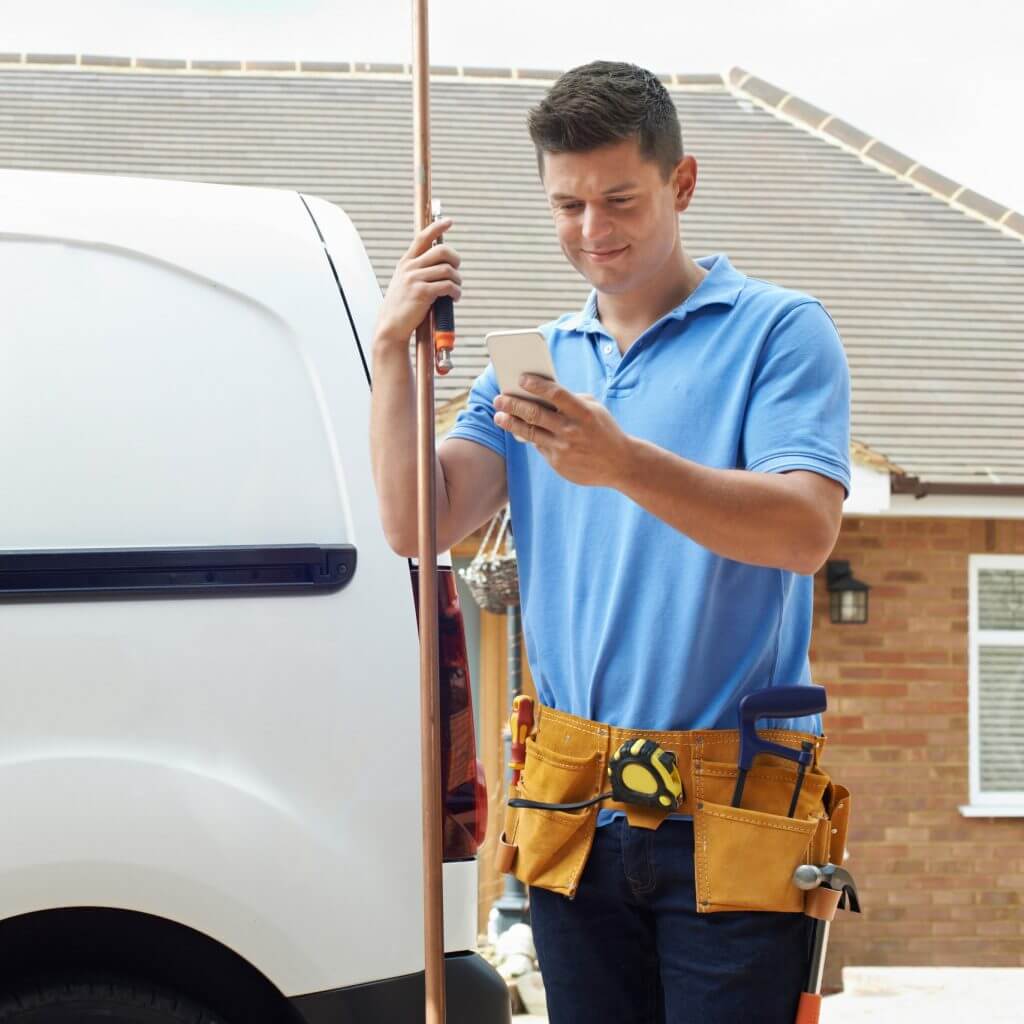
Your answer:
[497,703,851,913]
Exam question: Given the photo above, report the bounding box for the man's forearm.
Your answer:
[369,341,447,556]
[616,437,831,575]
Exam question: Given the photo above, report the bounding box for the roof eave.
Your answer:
[890,476,1024,499]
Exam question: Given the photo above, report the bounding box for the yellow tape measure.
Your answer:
[609,738,684,810]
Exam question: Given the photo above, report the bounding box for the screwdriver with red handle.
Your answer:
[431,199,455,375]
[509,694,534,787]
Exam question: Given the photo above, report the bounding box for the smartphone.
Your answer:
[485,329,559,410]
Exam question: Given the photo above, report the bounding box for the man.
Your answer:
[371,61,850,1024]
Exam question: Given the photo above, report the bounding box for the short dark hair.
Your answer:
[527,61,683,180]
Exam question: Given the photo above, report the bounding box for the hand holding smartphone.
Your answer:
[485,329,559,411]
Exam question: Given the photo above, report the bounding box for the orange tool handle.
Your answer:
[431,203,455,374]
[432,286,454,372]
[434,328,455,373]
[509,694,534,786]
[794,992,821,1024]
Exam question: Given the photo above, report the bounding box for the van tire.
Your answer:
[0,973,229,1023]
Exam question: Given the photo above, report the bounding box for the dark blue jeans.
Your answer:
[530,817,813,1024]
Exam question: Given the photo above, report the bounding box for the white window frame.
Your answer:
[961,554,1024,817]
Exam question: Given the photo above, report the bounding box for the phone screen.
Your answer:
[486,329,558,408]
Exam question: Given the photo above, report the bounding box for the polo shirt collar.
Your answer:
[561,253,745,333]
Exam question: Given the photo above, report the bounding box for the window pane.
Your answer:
[979,570,1024,630]
[979,646,1024,792]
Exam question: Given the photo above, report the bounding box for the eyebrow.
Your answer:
[549,181,639,201]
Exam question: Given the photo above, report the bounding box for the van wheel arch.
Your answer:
[0,908,301,1024]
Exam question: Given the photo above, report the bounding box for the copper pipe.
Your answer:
[411,1,445,1022]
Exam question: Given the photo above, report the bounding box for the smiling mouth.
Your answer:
[583,246,628,260]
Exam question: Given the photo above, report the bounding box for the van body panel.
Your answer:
[0,169,480,999]
[1,170,360,548]
[0,750,477,994]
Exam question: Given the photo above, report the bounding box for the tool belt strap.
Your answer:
[532,703,826,829]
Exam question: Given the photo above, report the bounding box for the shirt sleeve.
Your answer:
[740,300,851,497]
[444,362,507,460]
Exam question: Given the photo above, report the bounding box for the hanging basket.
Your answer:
[459,506,519,614]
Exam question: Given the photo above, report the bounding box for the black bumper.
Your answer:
[289,951,511,1023]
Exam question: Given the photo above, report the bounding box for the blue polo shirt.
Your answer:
[448,254,850,739]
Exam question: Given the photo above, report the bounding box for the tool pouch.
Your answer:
[496,706,853,913]
[497,737,604,897]
[692,755,833,914]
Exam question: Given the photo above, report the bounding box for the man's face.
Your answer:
[542,137,695,295]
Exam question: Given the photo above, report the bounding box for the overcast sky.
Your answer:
[6,0,1023,215]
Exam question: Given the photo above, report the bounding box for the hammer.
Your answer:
[792,863,861,1023]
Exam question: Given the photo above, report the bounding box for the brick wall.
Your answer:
[813,515,1024,989]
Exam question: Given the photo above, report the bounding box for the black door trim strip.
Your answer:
[299,194,372,388]
[0,544,356,598]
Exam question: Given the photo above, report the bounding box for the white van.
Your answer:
[0,169,509,1023]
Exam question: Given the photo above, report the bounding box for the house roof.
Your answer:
[1,55,1022,491]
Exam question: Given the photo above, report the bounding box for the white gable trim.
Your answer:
[843,462,891,515]
[886,494,1024,519]
[842,464,1024,519]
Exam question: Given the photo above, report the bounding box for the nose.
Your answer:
[581,203,613,246]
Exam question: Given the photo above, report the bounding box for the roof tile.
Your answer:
[821,117,872,152]
[191,60,242,71]
[515,68,562,80]
[245,61,297,72]
[727,66,750,88]
[0,54,22,63]
[464,66,514,78]
[908,164,961,199]
[1003,211,1024,237]
[82,55,132,67]
[136,57,187,69]
[863,140,915,176]
[741,74,788,108]
[779,95,829,129]
[300,61,349,72]
[26,54,75,65]
[353,62,404,74]
[957,188,1009,223]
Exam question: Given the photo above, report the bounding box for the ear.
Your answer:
[672,155,698,213]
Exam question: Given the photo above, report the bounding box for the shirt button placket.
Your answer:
[601,340,619,379]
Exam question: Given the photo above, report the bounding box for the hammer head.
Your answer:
[822,864,861,914]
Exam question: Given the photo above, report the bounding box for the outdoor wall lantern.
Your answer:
[826,560,870,624]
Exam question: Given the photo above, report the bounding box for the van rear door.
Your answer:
[0,169,476,996]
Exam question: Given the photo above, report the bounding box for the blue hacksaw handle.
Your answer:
[737,685,827,771]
